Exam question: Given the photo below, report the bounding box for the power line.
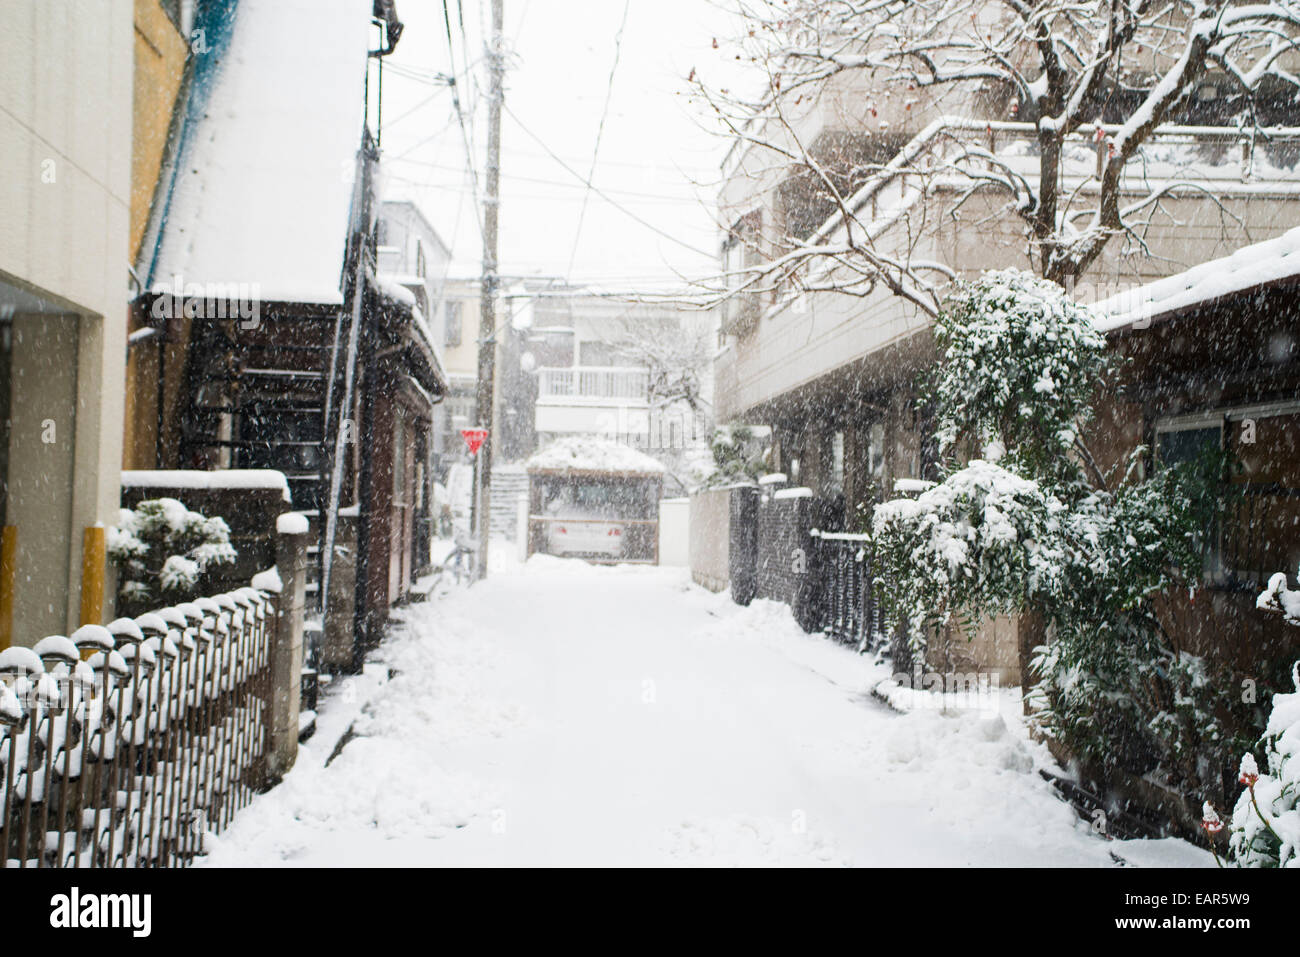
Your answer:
[566,0,632,279]
[441,0,485,244]
[385,157,711,203]
[382,89,453,138]
[504,103,715,259]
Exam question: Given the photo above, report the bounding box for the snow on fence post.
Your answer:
[265,512,308,782]
[0,574,285,867]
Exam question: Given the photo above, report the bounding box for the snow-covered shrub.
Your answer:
[698,425,767,488]
[1226,574,1300,866]
[869,268,1242,811]
[1258,570,1300,627]
[109,498,237,614]
[1229,661,1300,867]
[932,270,1109,485]
[871,456,1067,645]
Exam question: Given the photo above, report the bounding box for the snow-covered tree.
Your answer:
[600,309,714,415]
[869,269,1240,810]
[696,0,1300,307]
[109,498,238,614]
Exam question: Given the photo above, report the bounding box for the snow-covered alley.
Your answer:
[202,554,1209,868]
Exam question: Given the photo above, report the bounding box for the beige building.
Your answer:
[716,88,1300,514]
[0,0,133,646]
[709,56,1300,683]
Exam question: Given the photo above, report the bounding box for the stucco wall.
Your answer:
[688,487,731,592]
[0,0,132,643]
[658,497,689,567]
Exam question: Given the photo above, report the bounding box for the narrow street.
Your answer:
[203,555,1207,867]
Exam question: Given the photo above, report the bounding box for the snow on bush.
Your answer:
[1229,662,1300,867]
[871,456,1066,643]
[697,424,768,489]
[1224,572,1300,866]
[109,498,238,613]
[932,269,1108,483]
[1258,571,1300,627]
[869,268,1239,814]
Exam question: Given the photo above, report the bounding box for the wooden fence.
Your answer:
[0,585,276,867]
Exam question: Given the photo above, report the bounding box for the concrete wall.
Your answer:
[688,487,732,592]
[658,497,689,567]
[0,0,133,643]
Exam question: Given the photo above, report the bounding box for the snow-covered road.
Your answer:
[202,554,1209,867]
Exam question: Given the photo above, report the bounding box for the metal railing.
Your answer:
[811,530,883,651]
[0,585,274,868]
[537,366,650,402]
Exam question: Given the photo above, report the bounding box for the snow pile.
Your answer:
[276,512,310,536]
[250,567,282,594]
[1092,226,1300,332]
[374,274,417,307]
[149,0,371,303]
[664,815,847,866]
[198,605,520,866]
[526,436,665,474]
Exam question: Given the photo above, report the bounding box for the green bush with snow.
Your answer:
[1225,573,1300,867]
[108,498,238,615]
[869,268,1244,813]
[1228,661,1300,867]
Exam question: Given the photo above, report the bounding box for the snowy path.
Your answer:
[203,555,1209,867]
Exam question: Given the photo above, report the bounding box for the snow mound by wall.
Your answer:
[526,436,665,475]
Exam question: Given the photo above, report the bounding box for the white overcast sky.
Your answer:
[376,0,742,292]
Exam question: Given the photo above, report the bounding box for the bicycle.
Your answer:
[431,533,477,590]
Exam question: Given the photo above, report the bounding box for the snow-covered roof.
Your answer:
[1092,226,1300,332]
[147,0,372,305]
[526,437,666,475]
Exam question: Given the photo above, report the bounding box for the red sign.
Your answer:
[461,428,489,455]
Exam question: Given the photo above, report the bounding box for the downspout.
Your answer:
[353,299,378,669]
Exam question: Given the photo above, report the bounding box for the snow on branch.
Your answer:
[692,0,1300,312]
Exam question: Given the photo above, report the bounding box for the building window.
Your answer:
[828,430,845,495]
[445,301,463,348]
[1156,419,1223,468]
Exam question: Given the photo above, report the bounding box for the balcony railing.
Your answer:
[537,366,649,403]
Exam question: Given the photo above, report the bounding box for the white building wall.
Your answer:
[0,0,132,643]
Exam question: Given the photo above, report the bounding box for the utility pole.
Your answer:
[473,0,504,581]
